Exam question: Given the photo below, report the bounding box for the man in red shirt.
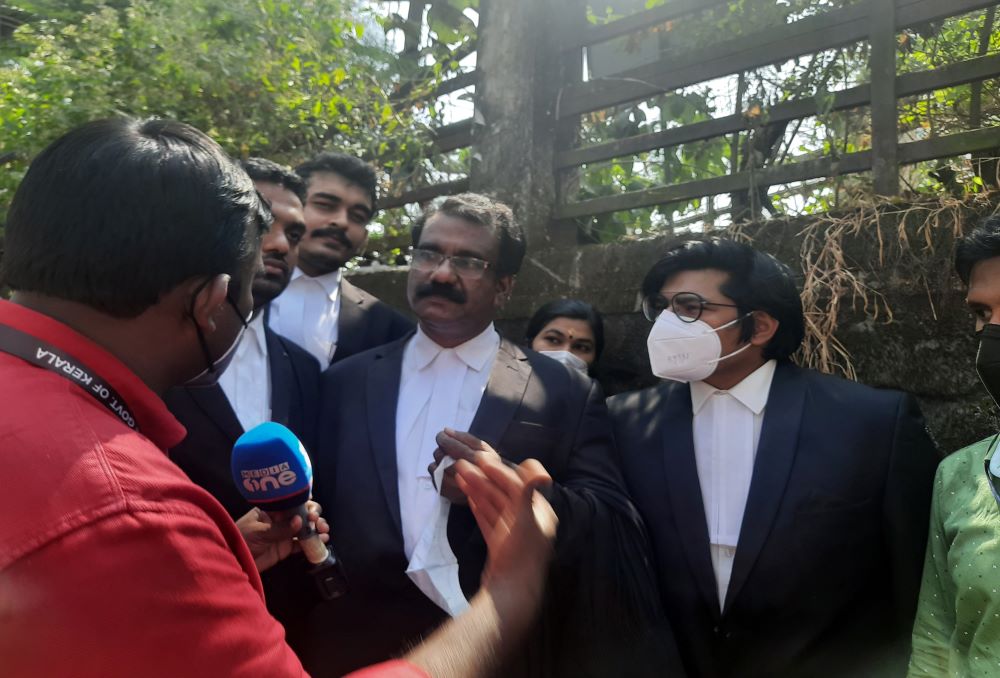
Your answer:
[0,117,556,678]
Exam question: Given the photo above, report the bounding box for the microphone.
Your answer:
[232,422,346,600]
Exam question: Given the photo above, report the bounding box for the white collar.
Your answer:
[690,359,777,416]
[989,436,1000,476]
[410,323,500,373]
[245,311,268,355]
[290,267,342,300]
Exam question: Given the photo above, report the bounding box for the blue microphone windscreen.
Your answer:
[231,422,313,511]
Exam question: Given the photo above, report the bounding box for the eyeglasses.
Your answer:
[642,292,741,323]
[410,248,492,280]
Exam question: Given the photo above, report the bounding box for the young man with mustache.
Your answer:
[163,157,325,645]
[268,152,413,368]
[165,157,320,513]
[306,193,680,677]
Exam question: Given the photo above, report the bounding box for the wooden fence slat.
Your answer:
[432,70,479,98]
[554,128,1000,219]
[557,0,997,119]
[870,0,900,195]
[554,153,873,219]
[381,178,471,210]
[560,0,730,52]
[554,52,1000,169]
[433,119,473,153]
[559,1,872,118]
[898,127,1000,163]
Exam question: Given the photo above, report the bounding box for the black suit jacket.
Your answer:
[306,335,678,677]
[608,361,941,678]
[332,278,413,365]
[164,326,321,516]
[162,326,321,632]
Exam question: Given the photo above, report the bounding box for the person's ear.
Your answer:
[189,274,231,333]
[749,310,779,347]
[495,275,515,308]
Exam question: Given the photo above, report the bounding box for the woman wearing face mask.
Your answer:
[524,298,604,374]
[909,216,1000,677]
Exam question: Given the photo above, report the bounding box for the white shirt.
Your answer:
[395,324,500,559]
[690,359,777,610]
[218,313,271,432]
[268,268,342,367]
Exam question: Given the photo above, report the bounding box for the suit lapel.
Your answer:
[723,361,806,613]
[366,337,408,537]
[468,339,530,451]
[336,279,367,360]
[186,384,244,443]
[661,381,721,618]
[265,326,291,427]
[454,338,530,561]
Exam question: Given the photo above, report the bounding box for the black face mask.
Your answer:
[187,295,251,388]
[976,324,1000,407]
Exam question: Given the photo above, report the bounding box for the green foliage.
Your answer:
[0,0,468,244]
[575,1,1000,240]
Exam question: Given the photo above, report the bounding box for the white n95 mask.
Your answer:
[646,310,751,383]
[539,350,589,374]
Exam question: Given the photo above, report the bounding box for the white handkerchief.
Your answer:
[405,457,470,617]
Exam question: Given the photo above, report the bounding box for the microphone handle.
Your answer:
[284,503,329,565]
[269,503,348,600]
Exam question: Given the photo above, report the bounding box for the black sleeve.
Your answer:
[883,393,942,644]
[525,380,686,677]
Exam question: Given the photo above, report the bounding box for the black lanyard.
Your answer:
[0,323,138,431]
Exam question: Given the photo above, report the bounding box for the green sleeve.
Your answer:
[907,467,955,677]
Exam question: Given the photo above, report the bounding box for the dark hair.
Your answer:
[2,117,265,318]
[295,151,378,213]
[242,157,306,204]
[955,215,1000,285]
[525,298,605,361]
[641,238,805,361]
[412,193,526,276]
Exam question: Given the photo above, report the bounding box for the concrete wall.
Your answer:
[349,208,999,453]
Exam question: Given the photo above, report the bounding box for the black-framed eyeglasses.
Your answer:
[410,248,492,280]
[642,292,741,323]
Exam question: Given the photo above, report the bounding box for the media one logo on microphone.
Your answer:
[241,461,299,492]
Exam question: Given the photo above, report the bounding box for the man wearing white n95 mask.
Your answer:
[608,238,941,678]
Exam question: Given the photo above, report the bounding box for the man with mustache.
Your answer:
[268,152,413,368]
[306,193,678,677]
[164,158,324,638]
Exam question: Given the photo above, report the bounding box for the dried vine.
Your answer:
[731,192,1000,378]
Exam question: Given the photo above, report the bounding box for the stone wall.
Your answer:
[348,205,999,453]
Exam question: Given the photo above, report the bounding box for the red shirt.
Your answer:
[0,301,425,678]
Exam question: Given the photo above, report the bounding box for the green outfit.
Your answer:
[908,436,1000,677]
